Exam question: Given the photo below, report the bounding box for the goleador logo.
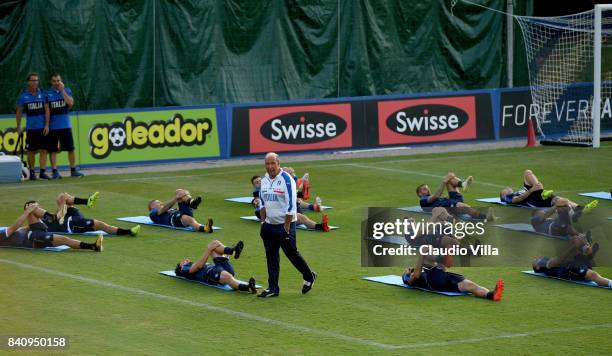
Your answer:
[89,113,213,159]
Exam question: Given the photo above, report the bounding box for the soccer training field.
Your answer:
[1,144,611,355]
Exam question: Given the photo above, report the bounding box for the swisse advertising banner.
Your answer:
[232,103,353,155]
[377,96,478,145]
[78,107,221,164]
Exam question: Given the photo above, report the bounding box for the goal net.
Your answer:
[515,5,612,147]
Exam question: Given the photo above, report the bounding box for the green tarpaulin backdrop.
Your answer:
[0,0,532,114]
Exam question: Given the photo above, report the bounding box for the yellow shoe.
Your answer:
[130,225,141,236]
[95,234,104,252]
[87,191,100,208]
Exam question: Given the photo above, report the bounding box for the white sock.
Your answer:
[607,280,612,288]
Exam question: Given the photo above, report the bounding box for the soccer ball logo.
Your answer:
[109,127,126,147]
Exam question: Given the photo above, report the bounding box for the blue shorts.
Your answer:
[421,191,464,209]
[47,128,75,152]
[25,129,46,152]
[544,265,588,281]
[201,257,235,284]
[423,266,465,293]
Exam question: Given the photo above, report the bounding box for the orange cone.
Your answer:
[526,118,537,147]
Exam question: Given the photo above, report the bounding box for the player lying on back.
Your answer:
[402,253,504,301]
[30,192,140,236]
[406,207,462,268]
[0,202,103,251]
[500,169,598,210]
[416,172,495,221]
[283,167,311,201]
[175,239,257,293]
[148,189,213,233]
[530,197,597,238]
[532,232,611,288]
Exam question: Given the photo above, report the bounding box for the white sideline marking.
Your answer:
[1,257,609,350]
[0,169,256,191]
[396,323,612,349]
[0,258,394,350]
[346,163,505,188]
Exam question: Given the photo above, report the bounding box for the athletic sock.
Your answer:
[79,241,95,250]
[116,228,131,235]
[70,167,76,173]
[608,280,612,288]
[485,291,494,300]
[40,168,46,175]
[315,224,323,231]
[238,283,249,291]
[198,225,205,232]
[457,179,464,188]
[224,246,234,254]
[73,197,88,205]
[29,169,35,176]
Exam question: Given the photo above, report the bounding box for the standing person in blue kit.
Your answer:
[257,152,316,298]
[15,72,50,180]
[45,72,84,178]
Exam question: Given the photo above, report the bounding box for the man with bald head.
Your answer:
[257,152,316,298]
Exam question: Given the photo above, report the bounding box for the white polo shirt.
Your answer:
[260,169,297,225]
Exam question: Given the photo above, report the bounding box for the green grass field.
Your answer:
[1,144,611,355]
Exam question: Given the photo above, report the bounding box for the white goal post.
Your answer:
[515,4,612,147]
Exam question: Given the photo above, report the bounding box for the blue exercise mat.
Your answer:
[364,235,408,245]
[397,207,481,221]
[159,271,262,291]
[1,227,108,236]
[225,197,254,204]
[0,245,70,252]
[578,192,612,200]
[226,196,334,210]
[522,271,610,289]
[475,197,533,208]
[239,216,339,231]
[363,275,469,296]
[116,216,221,231]
[494,223,569,240]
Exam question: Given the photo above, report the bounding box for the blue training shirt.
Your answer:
[16,89,46,129]
[46,88,73,129]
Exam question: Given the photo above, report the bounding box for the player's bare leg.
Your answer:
[181,215,213,233]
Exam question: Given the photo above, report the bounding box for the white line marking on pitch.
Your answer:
[345,163,505,188]
[0,258,394,350]
[1,258,609,350]
[0,169,257,191]
[394,323,612,349]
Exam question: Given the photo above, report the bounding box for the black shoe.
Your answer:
[189,196,202,209]
[302,271,317,295]
[585,230,593,244]
[591,242,599,258]
[572,205,584,223]
[248,277,257,294]
[258,289,279,298]
[233,241,244,259]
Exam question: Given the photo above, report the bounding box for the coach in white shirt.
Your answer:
[257,152,316,298]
